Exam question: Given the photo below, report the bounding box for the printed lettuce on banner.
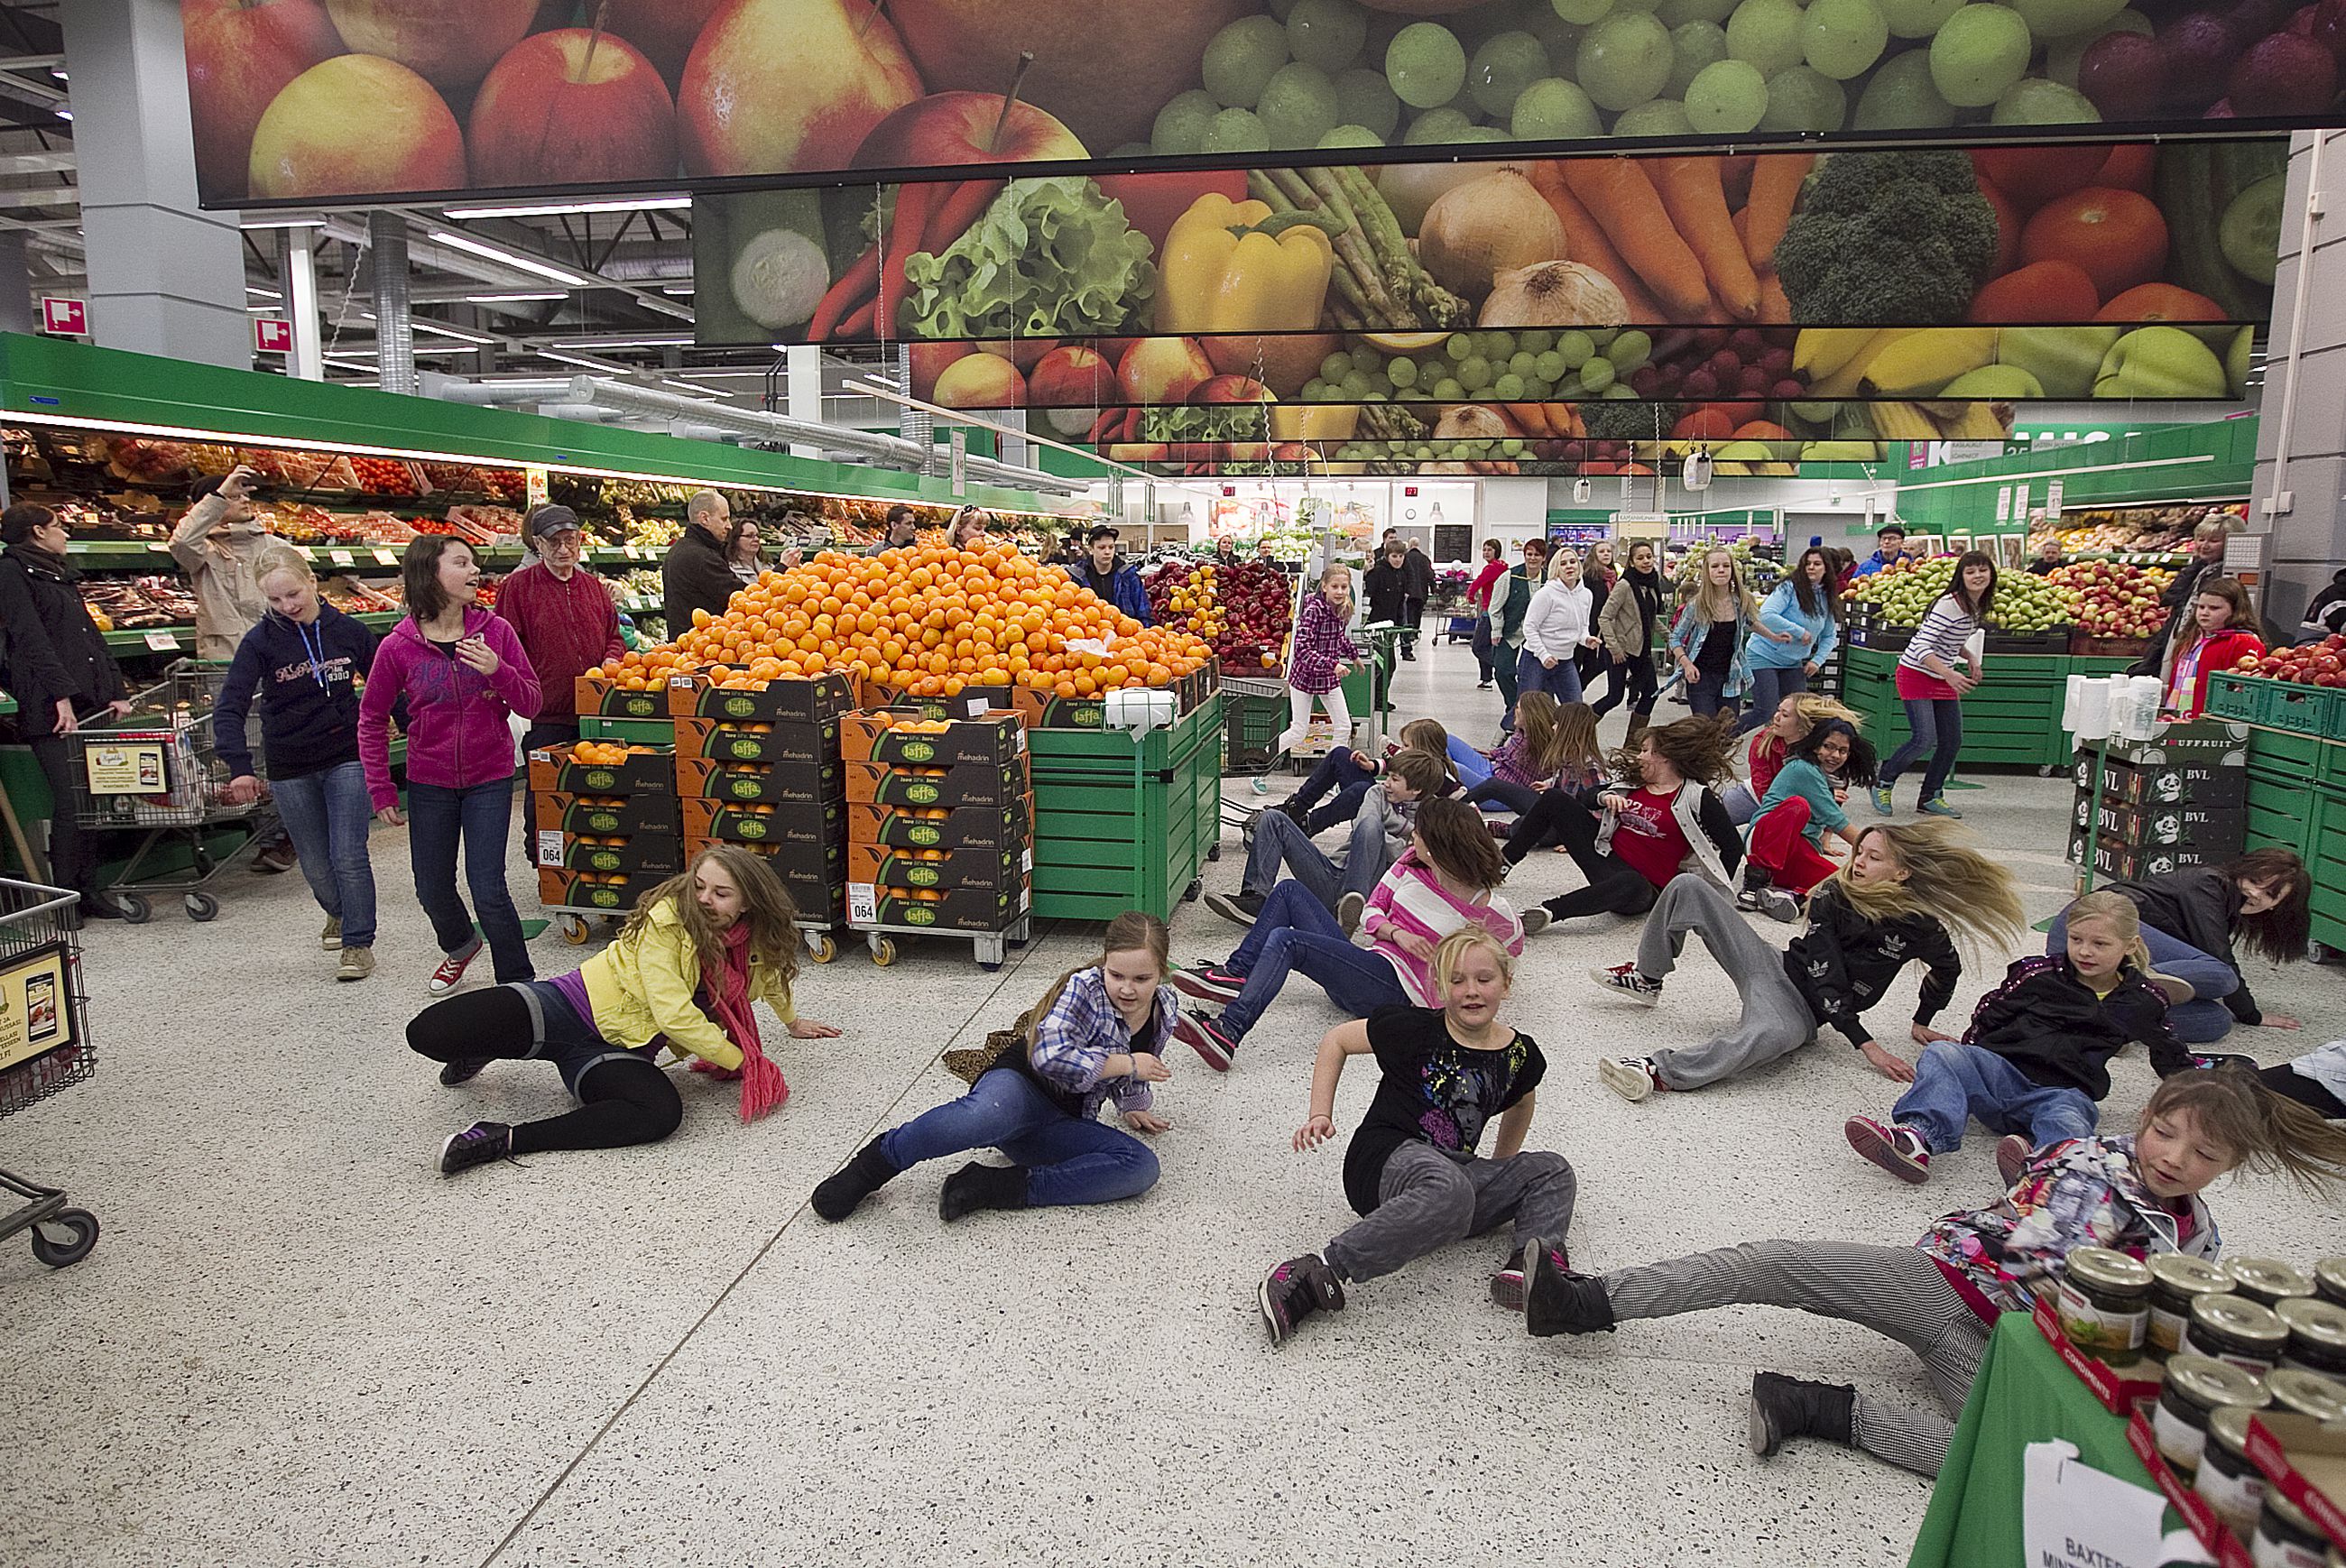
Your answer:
[189,0,2338,206]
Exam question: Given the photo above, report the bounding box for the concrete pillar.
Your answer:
[2252,130,2346,632]
[0,233,34,335]
[785,343,823,459]
[282,228,321,382]
[60,0,248,368]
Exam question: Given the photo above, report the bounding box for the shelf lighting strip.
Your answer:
[0,408,1068,517]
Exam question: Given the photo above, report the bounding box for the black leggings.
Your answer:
[1507,789,1663,921]
[1591,651,1658,719]
[406,987,683,1154]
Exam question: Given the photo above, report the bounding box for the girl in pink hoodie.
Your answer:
[361,538,541,995]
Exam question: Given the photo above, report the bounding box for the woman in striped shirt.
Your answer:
[1872,551,1995,820]
[1170,798,1530,1072]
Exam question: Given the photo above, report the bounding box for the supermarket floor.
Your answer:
[5,642,2341,1568]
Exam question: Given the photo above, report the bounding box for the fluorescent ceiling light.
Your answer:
[240,216,328,230]
[540,348,636,374]
[360,311,498,346]
[661,284,696,297]
[52,109,69,122]
[441,196,692,220]
[464,291,566,305]
[550,334,694,350]
[673,370,772,380]
[247,285,282,299]
[425,228,598,289]
[661,379,725,400]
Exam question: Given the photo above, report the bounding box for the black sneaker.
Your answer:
[1170,964,1245,1004]
[1749,1371,1855,1457]
[438,1056,493,1087]
[1490,1248,1529,1312]
[439,1121,515,1176]
[1276,798,1310,828]
[811,1136,899,1222]
[1260,1253,1345,1344]
[1171,1010,1240,1072]
[1203,890,1264,927]
[1522,1235,1615,1338]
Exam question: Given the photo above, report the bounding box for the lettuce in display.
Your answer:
[903,177,1156,340]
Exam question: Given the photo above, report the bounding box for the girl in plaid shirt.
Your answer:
[1279,563,1364,756]
[810,914,1178,1223]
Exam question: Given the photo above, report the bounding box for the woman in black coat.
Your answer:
[0,504,131,916]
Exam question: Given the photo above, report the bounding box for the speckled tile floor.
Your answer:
[3,642,2341,1568]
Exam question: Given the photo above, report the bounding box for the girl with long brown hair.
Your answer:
[2158,575,2266,719]
[409,845,839,1176]
[2067,849,2314,1044]
[810,912,1176,1222]
[1739,546,1841,733]
[1872,549,1996,820]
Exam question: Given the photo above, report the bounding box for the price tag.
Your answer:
[373,549,398,567]
[143,631,180,651]
[623,545,642,560]
[329,549,355,567]
[847,883,878,924]
[146,540,171,553]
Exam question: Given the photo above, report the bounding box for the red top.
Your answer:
[494,560,623,722]
[2166,629,2265,718]
[1745,731,1787,798]
[1610,788,1692,890]
[1469,560,1508,612]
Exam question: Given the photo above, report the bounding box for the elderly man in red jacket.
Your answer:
[496,505,623,860]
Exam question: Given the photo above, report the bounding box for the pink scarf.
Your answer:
[688,920,787,1121]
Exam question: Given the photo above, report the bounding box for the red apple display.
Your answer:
[851,92,1088,171]
[467,29,678,188]
[680,0,923,178]
[321,0,540,91]
[1026,345,1111,406]
[908,341,972,401]
[885,0,1253,153]
[249,53,467,198]
[181,0,346,202]
[600,0,725,82]
[1117,337,1214,405]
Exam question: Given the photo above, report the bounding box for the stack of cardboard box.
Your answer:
[671,669,854,926]
[530,741,682,913]
[843,708,1033,936]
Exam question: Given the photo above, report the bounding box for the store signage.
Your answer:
[0,941,74,1077]
[39,298,83,336]
[254,318,293,353]
[143,631,179,651]
[329,549,354,566]
[524,467,550,509]
[949,430,967,498]
[2046,480,2064,516]
[373,549,398,567]
[1994,488,2013,526]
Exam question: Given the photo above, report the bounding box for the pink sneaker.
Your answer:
[1844,1116,1931,1184]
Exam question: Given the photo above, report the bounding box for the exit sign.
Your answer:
[40,298,84,336]
[254,318,292,353]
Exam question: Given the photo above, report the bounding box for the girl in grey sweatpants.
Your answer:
[1626,876,1816,1086]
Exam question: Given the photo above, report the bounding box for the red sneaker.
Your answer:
[1844,1116,1931,1184]
[428,943,480,997]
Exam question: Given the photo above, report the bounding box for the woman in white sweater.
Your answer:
[1516,549,1597,714]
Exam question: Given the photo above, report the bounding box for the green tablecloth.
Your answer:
[1909,1314,2159,1566]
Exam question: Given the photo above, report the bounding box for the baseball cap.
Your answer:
[528,504,583,540]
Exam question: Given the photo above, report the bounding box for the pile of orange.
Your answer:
[570,742,654,766]
[612,545,1215,701]
[882,717,955,733]
[589,647,692,692]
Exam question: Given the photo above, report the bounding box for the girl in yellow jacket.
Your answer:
[409,844,839,1175]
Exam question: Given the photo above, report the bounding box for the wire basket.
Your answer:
[68,661,265,830]
[0,879,93,1118]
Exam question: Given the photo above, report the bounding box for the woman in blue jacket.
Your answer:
[1740,548,1841,733]
[215,546,383,981]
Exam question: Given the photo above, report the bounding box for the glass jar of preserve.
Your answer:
[2278,1296,2346,1380]
[2150,1255,2235,1358]
[2059,1247,2154,1362]
[2156,1352,2270,1474]
[2264,1367,2346,1425]
[2229,1257,2318,1310]
[2253,1490,2330,1568]
[2195,1403,2269,1541]
[2187,1294,2293,1378]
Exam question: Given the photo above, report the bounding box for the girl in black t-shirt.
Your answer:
[1257,927,1575,1344]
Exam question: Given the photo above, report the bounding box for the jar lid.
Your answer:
[2266,1368,2346,1423]
[2229,1257,2317,1300]
[2069,1247,2155,1292]
[2149,1254,2232,1294]
[2320,1256,2346,1293]
[2267,1489,2319,1536]
[2194,1293,2291,1346]
[2206,1402,2258,1455]
[2281,1296,2346,1350]
[2166,1352,2272,1410]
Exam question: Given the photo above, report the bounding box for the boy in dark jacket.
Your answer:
[1846,893,2184,1184]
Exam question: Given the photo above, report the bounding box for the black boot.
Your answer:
[1522,1235,1616,1337]
[811,1136,900,1222]
[938,1160,1029,1222]
[1748,1371,1855,1457]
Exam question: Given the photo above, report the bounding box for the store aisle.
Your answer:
[2,641,2338,1568]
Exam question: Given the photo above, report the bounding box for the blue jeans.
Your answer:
[272,761,379,949]
[1738,664,1809,733]
[1243,807,1392,907]
[1288,746,1375,834]
[1447,735,1492,789]
[408,779,534,983]
[1218,880,1409,1041]
[1686,667,1732,719]
[1883,696,1963,804]
[881,1066,1159,1206]
[2046,913,2241,1044]
[1515,649,1584,708]
[1892,1040,2100,1154]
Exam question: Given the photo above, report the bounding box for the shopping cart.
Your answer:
[67,660,274,923]
[0,877,99,1268]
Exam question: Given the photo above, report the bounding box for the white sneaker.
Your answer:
[1758,887,1804,924]
[1596,1056,1666,1102]
[1585,963,1663,1006]
[320,916,342,951]
[1519,908,1551,939]
[1335,891,1366,936]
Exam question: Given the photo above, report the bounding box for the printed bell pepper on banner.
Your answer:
[1157,194,1336,337]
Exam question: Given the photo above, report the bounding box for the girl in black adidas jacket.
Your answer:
[1587,820,2025,1101]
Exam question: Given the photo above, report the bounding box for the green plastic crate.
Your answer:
[2203,672,2267,725]
[1224,689,1284,770]
[2248,724,2323,774]
[2264,682,2339,738]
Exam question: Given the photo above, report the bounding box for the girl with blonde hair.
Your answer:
[1667,548,1777,719]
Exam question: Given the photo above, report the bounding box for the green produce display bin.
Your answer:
[1030,696,1224,925]
[2243,724,2346,954]
[1841,646,2083,774]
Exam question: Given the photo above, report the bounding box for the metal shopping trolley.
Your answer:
[0,877,99,1268]
[68,660,274,923]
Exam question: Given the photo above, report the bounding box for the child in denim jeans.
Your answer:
[1844,890,2187,1185]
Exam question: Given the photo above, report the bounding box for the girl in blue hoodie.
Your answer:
[217,547,383,981]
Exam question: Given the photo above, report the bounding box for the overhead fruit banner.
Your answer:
[190,0,2323,208]
[703,141,2280,345]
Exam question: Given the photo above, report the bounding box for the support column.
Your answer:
[0,234,34,335]
[60,0,248,367]
[2253,130,2346,631]
[282,228,321,382]
[369,212,416,397]
[785,344,823,459]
